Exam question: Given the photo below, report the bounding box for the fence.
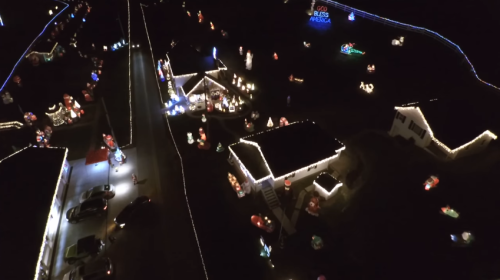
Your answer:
[319,0,500,91]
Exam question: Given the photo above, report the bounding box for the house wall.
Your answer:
[272,157,334,189]
[454,133,494,159]
[389,109,432,148]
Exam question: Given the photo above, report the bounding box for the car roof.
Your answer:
[81,258,110,276]
[77,235,99,254]
[81,198,105,209]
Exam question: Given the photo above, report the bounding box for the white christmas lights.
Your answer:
[0,145,30,163]
[395,106,498,153]
[217,59,227,70]
[0,121,23,130]
[185,79,205,96]
[33,147,68,280]
[141,4,208,279]
[228,145,258,183]
[120,0,133,148]
[313,180,342,198]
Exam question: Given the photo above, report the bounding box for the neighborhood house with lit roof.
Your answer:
[389,100,498,160]
[228,121,345,196]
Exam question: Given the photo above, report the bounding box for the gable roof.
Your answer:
[0,146,67,280]
[182,74,226,96]
[239,121,344,180]
[396,99,498,151]
[229,142,271,181]
[167,41,218,76]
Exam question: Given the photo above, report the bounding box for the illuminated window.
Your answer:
[409,120,426,139]
[395,111,406,123]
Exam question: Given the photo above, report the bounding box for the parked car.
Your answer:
[80,184,115,203]
[63,257,113,280]
[67,198,108,224]
[114,196,151,229]
[64,235,105,264]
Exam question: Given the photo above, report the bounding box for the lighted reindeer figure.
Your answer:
[360,82,374,94]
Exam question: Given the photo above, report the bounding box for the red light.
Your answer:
[104,206,107,210]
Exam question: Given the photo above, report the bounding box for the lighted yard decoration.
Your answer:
[424,175,439,191]
[228,172,245,198]
[306,196,320,216]
[251,215,275,233]
[13,75,21,87]
[2,91,13,104]
[348,12,355,21]
[64,94,84,119]
[289,74,304,84]
[201,114,207,123]
[246,50,253,70]
[197,127,210,149]
[304,41,311,48]
[311,235,324,250]
[360,82,374,94]
[267,117,274,128]
[210,22,214,30]
[197,11,203,22]
[36,130,48,147]
[392,36,405,46]
[279,117,289,127]
[259,236,272,258]
[186,10,191,17]
[451,231,474,246]
[273,52,278,60]
[103,134,117,151]
[46,104,65,126]
[367,64,375,73]
[340,43,365,55]
[245,119,255,132]
[239,46,243,55]
[187,132,194,144]
[216,142,224,152]
[251,111,260,120]
[23,112,37,126]
[82,89,93,102]
[310,6,331,23]
[441,206,459,219]
[44,125,52,142]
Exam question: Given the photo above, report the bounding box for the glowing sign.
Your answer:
[213,47,217,60]
[310,6,331,23]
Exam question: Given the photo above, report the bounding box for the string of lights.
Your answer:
[227,144,259,183]
[235,121,345,183]
[0,145,30,163]
[34,147,68,280]
[395,106,498,153]
[0,0,69,92]
[320,0,500,91]
[120,0,133,148]
[140,4,209,279]
[0,121,24,130]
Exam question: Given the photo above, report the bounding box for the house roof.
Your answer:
[398,99,497,150]
[167,41,218,76]
[314,172,340,192]
[183,74,225,96]
[243,121,343,179]
[0,146,67,280]
[230,142,271,181]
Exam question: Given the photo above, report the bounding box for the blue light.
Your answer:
[0,0,69,92]
[71,13,74,18]
[309,11,331,23]
[0,16,4,26]
[321,0,500,91]
[91,73,98,81]
[83,18,86,22]
[348,12,355,21]
[213,47,217,60]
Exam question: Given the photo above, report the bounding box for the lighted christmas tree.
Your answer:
[267,117,274,128]
[216,142,224,152]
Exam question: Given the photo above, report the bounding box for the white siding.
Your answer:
[454,133,495,159]
[271,157,334,189]
[389,109,432,148]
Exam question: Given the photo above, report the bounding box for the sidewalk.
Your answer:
[49,148,139,280]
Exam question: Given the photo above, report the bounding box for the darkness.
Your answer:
[2,0,500,279]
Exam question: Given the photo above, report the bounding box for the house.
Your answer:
[26,41,61,63]
[0,146,70,280]
[389,100,498,160]
[164,41,227,98]
[228,121,344,192]
[313,172,343,200]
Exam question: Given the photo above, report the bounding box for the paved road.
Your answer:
[127,3,207,277]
